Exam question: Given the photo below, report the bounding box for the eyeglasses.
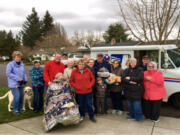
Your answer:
[148,66,154,67]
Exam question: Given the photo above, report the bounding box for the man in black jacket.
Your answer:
[122,58,144,121]
[139,55,150,71]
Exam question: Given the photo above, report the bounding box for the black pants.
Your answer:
[144,99,162,120]
[96,97,105,114]
[110,92,123,111]
[33,86,44,111]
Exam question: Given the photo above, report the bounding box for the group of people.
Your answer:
[6,51,166,125]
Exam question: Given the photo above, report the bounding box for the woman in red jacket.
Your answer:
[69,59,96,122]
[144,62,166,122]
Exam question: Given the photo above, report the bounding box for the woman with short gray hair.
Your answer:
[122,58,144,121]
[143,61,166,122]
[63,59,74,81]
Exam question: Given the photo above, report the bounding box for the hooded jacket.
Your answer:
[69,68,95,94]
[122,66,144,100]
[43,60,65,85]
[144,70,166,100]
[6,60,27,88]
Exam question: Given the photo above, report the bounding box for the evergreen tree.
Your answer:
[103,23,130,43]
[21,7,42,48]
[41,10,54,36]
[0,31,20,58]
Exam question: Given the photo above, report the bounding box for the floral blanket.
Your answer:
[42,80,80,132]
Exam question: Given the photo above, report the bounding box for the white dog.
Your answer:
[23,86,34,111]
[0,86,33,112]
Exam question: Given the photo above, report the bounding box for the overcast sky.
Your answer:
[0,0,120,35]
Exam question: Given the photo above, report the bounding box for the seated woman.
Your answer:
[43,73,81,132]
[143,62,166,122]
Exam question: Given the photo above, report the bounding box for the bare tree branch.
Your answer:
[116,0,180,43]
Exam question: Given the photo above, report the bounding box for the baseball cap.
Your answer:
[142,55,149,59]
[97,53,104,57]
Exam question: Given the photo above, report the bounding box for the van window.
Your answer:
[167,49,180,68]
[134,50,158,64]
[161,52,175,69]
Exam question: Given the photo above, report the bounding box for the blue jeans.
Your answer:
[127,100,143,121]
[110,92,124,111]
[33,86,44,111]
[11,87,24,112]
[76,92,94,119]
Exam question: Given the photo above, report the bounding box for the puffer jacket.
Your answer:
[144,70,166,100]
[122,66,144,100]
[110,66,123,92]
[96,84,107,98]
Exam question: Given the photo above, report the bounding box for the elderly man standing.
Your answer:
[122,58,144,122]
[43,54,65,87]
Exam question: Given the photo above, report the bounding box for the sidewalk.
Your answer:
[0,113,180,135]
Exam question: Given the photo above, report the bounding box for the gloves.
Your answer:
[23,81,27,85]
[18,80,27,86]
[18,80,23,86]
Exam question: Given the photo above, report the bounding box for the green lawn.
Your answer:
[0,87,43,124]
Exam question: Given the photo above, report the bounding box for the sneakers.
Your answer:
[20,109,26,113]
[111,110,123,115]
[13,111,20,115]
[90,117,97,123]
[79,117,84,122]
[111,109,117,114]
[127,116,135,120]
[152,119,160,123]
[117,110,123,115]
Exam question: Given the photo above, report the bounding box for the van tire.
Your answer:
[170,93,180,109]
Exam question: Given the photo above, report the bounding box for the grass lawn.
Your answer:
[0,87,43,124]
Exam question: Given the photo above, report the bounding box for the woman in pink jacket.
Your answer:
[144,62,166,122]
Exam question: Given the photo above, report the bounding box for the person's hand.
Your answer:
[130,81,137,84]
[125,76,130,80]
[146,76,151,81]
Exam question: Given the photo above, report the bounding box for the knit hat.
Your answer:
[34,60,40,65]
[104,55,110,60]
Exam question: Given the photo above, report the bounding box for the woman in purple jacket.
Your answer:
[6,51,27,115]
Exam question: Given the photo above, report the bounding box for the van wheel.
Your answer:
[170,93,180,109]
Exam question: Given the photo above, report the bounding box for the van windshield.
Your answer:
[167,49,180,68]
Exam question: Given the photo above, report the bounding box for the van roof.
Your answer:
[91,44,177,51]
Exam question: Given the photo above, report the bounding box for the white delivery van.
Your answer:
[91,44,180,109]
